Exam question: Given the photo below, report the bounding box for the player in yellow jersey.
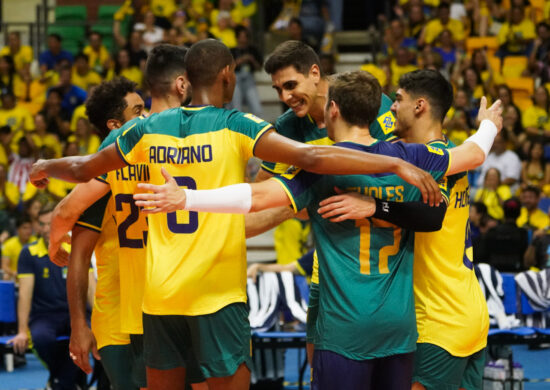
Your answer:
[29,40,443,390]
[317,70,490,390]
[64,77,145,389]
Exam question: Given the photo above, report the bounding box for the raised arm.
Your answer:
[67,225,100,374]
[447,97,503,176]
[29,144,125,188]
[49,180,110,266]
[254,130,441,205]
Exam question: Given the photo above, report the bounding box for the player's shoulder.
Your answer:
[100,115,145,149]
[274,109,306,136]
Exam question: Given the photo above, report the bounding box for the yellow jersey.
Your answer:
[0,45,33,71]
[423,18,465,44]
[521,105,550,131]
[414,139,489,357]
[517,207,550,231]
[116,106,272,315]
[2,235,37,274]
[76,193,130,349]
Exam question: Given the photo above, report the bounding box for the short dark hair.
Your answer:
[184,39,233,87]
[328,71,382,128]
[15,214,32,228]
[145,44,188,94]
[48,33,62,42]
[264,40,322,76]
[74,53,88,62]
[523,185,542,197]
[85,77,138,139]
[234,25,249,38]
[503,197,521,220]
[398,69,453,123]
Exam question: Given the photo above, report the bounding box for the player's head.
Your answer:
[264,40,323,117]
[185,39,235,103]
[145,44,191,105]
[391,69,453,138]
[325,71,382,141]
[85,77,144,139]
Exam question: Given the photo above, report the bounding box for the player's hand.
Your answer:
[48,234,71,267]
[69,325,100,374]
[29,159,50,188]
[134,167,186,213]
[477,96,503,132]
[318,187,376,222]
[394,161,442,206]
[247,263,261,283]
[8,332,29,355]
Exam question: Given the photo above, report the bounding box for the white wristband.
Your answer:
[183,183,252,213]
[464,119,498,158]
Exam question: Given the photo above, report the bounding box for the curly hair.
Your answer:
[85,77,137,139]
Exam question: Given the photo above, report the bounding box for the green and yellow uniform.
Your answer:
[274,140,451,359]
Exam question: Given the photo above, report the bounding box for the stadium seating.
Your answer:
[466,37,500,57]
[54,5,87,22]
[98,5,121,21]
[506,77,534,111]
[502,56,529,79]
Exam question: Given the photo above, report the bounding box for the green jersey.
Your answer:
[274,140,451,360]
[261,93,396,175]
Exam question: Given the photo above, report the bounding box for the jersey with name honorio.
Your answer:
[95,115,150,334]
[414,138,489,356]
[116,106,272,315]
[76,193,130,349]
[274,140,450,360]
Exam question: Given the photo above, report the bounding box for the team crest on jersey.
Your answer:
[426,145,444,155]
[377,112,395,134]
[244,113,264,124]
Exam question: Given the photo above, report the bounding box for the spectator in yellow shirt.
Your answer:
[110,49,143,89]
[1,214,34,280]
[71,53,102,91]
[419,3,465,48]
[74,117,100,156]
[523,85,550,139]
[32,112,61,158]
[209,11,237,48]
[0,32,33,75]
[0,55,21,96]
[517,185,550,231]
[0,92,34,149]
[83,32,112,77]
[474,167,513,221]
[14,67,47,116]
[389,47,418,90]
[497,5,536,57]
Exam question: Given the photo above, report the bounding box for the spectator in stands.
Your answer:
[389,47,418,91]
[32,112,61,159]
[71,54,102,92]
[463,67,490,109]
[502,104,525,153]
[150,0,177,30]
[0,164,17,229]
[383,19,417,57]
[404,3,426,43]
[9,203,89,390]
[55,66,87,119]
[497,5,536,57]
[474,167,513,221]
[38,34,74,73]
[477,131,522,192]
[7,136,36,203]
[74,118,100,156]
[444,107,473,145]
[517,185,550,231]
[40,88,71,141]
[433,29,457,72]
[1,214,34,281]
[0,32,33,76]
[470,201,498,262]
[419,2,465,48]
[230,25,263,116]
[524,228,550,269]
[111,49,143,90]
[529,22,550,67]
[0,91,34,136]
[521,140,550,191]
[134,11,165,53]
[209,10,237,48]
[171,10,198,46]
[15,67,47,116]
[83,32,111,77]
[0,55,18,96]
[114,27,148,72]
[522,85,550,140]
[477,197,529,272]
[320,53,336,75]
[288,17,304,42]
[298,0,330,52]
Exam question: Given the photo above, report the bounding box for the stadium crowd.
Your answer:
[0,0,549,389]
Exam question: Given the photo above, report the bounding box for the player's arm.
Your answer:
[49,180,110,266]
[9,274,33,354]
[447,97,503,176]
[29,144,125,188]
[245,207,295,238]
[247,262,299,283]
[254,130,442,206]
[135,167,292,214]
[318,191,447,232]
[67,225,100,374]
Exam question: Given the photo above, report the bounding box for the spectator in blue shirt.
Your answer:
[39,34,74,73]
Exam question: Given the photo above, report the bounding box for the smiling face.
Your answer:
[391,88,417,139]
[271,65,321,117]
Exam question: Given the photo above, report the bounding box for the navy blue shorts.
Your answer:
[312,349,414,390]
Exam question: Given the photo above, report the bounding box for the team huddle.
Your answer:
[27,39,502,390]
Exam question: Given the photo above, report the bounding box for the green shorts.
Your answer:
[129,334,147,388]
[306,282,319,344]
[412,343,486,390]
[143,302,251,379]
[98,344,138,390]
